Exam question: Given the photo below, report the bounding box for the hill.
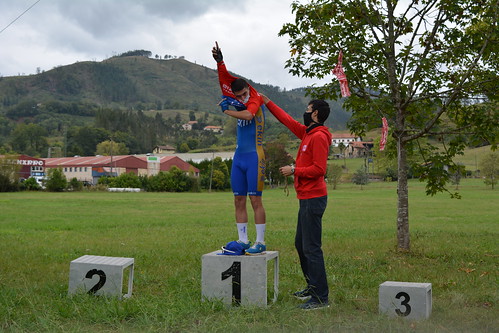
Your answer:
[0,56,350,128]
[0,55,352,157]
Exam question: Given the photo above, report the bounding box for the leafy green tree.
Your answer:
[95,140,129,156]
[10,123,48,156]
[479,152,498,189]
[199,157,231,190]
[0,155,20,192]
[264,142,294,186]
[337,142,347,167]
[327,163,343,190]
[167,166,193,192]
[45,168,67,192]
[67,126,110,156]
[450,163,465,190]
[189,111,196,121]
[280,0,498,251]
[186,137,200,150]
[178,142,190,153]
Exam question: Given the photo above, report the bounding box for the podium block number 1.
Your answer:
[221,261,241,305]
[201,251,279,307]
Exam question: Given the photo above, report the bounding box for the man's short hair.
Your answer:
[309,100,330,123]
[231,78,249,93]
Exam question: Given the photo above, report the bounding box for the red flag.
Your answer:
[331,50,351,97]
[380,117,388,151]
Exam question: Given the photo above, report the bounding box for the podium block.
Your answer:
[379,281,432,320]
[68,255,134,298]
[201,250,279,307]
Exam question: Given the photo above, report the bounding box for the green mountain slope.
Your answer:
[0,56,350,128]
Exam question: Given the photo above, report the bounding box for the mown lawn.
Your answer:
[0,179,497,332]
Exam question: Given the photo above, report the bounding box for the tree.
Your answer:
[95,140,129,156]
[281,0,498,251]
[68,177,83,191]
[68,126,110,156]
[479,152,498,189]
[450,163,465,190]
[189,111,196,121]
[337,142,347,167]
[352,167,369,189]
[0,155,20,192]
[10,123,48,156]
[264,142,294,186]
[327,163,343,189]
[45,168,67,192]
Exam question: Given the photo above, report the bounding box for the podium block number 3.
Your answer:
[86,269,107,294]
[221,261,241,305]
[395,291,411,317]
[379,281,432,320]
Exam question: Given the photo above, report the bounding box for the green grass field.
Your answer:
[0,179,497,332]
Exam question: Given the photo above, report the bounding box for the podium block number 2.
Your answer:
[85,269,107,294]
[221,261,241,305]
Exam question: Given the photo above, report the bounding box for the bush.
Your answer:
[68,177,83,191]
[327,163,343,190]
[352,167,369,189]
[148,167,193,192]
[23,177,42,191]
[108,172,141,188]
[45,168,67,192]
[0,174,19,192]
[0,155,20,192]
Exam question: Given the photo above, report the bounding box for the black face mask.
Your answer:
[303,111,314,127]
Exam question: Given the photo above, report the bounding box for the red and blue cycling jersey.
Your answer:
[217,61,266,196]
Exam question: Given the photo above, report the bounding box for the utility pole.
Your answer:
[209,151,215,192]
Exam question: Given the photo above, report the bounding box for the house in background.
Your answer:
[152,145,176,154]
[182,121,198,131]
[345,141,374,158]
[331,133,361,147]
[203,125,223,133]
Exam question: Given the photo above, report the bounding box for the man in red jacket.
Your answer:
[261,94,332,310]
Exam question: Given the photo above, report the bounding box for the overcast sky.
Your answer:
[0,0,332,90]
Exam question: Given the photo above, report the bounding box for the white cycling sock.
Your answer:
[255,224,266,244]
[237,222,248,243]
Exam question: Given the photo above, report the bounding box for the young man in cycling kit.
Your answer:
[212,42,267,255]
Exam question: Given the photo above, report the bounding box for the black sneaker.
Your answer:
[297,299,329,310]
[293,288,312,300]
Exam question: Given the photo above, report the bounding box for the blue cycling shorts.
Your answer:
[231,151,265,196]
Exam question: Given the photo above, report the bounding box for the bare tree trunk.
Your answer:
[397,137,410,251]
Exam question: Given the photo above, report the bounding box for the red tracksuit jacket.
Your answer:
[266,101,332,200]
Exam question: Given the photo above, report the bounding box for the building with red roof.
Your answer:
[43,155,199,184]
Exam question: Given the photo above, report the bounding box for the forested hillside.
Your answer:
[0,54,351,157]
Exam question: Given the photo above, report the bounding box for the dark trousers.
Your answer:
[295,195,328,302]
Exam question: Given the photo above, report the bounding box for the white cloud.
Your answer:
[0,0,331,89]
